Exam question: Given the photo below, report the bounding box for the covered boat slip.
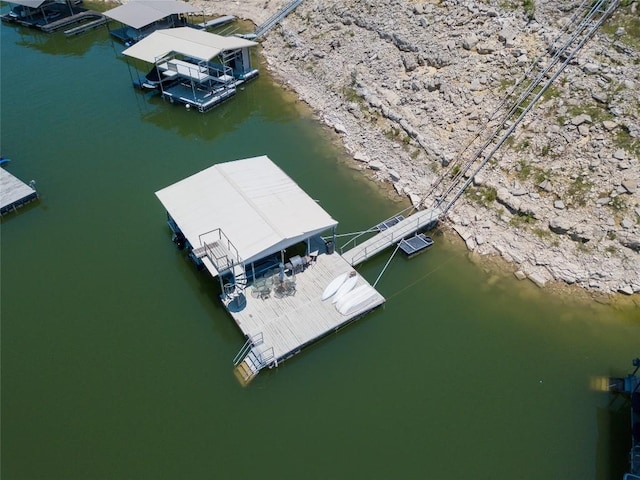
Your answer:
[1,0,86,29]
[155,156,386,372]
[103,0,204,45]
[122,27,258,112]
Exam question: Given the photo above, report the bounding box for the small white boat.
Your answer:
[321,272,348,301]
[336,284,378,316]
[331,273,358,304]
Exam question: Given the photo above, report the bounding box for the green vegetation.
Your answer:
[566,102,613,124]
[614,125,640,157]
[499,0,535,18]
[341,86,363,104]
[601,6,640,49]
[465,185,498,207]
[532,227,552,239]
[609,195,626,212]
[542,84,561,101]
[509,212,536,227]
[516,159,532,180]
[540,143,551,157]
[516,139,531,152]
[565,175,593,207]
[384,126,401,140]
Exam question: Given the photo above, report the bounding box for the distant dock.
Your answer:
[0,167,38,216]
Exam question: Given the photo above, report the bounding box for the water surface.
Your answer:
[1,13,639,480]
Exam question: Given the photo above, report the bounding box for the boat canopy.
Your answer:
[122,27,258,63]
[155,156,338,275]
[104,0,200,30]
[8,1,50,8]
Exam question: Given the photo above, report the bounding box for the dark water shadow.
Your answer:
[595,391,633,479]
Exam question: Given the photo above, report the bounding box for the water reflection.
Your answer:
[7,22,109,57]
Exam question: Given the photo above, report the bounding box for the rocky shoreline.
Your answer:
[106,0,640,298]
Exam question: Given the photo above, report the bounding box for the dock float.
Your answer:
[399,233,434,258]
[155,155,385,384]
[0,167,38,216]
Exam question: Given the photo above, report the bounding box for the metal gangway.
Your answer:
[253,0,304,39]
[339,0,619,278]
[425,0,620,215]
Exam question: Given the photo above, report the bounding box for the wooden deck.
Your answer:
[341,208,442,266]
[225,251,385,365]
[0,167,38,216]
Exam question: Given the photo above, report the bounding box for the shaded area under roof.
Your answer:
[103,0,200,30]
[155,155,338,275]
[122,27,258,63]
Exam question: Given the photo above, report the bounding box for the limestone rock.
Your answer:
[549,216,572,234]
[368,160,384,171]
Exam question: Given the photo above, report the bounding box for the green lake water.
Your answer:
[1,8,639,480]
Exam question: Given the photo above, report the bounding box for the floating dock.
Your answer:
[155,155,385,384]
[398,233,434,258]
[0,167,38,216]
[122,28,259,113]
[0,1,91,31]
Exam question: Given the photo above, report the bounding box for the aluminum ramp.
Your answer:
[341,208,441,266]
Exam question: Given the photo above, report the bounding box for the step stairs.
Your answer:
[233,350,261,386]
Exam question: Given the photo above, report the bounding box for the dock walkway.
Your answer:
[227,251,385,373]
[1,168,38,216]
[341,208,441,266]
[42,11,106,33]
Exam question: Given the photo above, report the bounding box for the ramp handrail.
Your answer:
[421,0,619,215]
[254,0,304,39]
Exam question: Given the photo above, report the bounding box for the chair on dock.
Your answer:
[251,276,271,300]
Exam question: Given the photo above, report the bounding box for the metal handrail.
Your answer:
[339,207,416,253]
[346,209,440,265]
[254,0,304,38]
[421,0,618,215]
[232,332,264,366]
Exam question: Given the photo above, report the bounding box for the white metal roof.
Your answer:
[9,1,48,8]
[155,156,338,275]
[103,0,200,29]
[122,27,258,63]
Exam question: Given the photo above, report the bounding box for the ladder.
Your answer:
[232,333,275,386]
[424,0,620,214]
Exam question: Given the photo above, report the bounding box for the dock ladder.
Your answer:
[423,0,620,215]
[253,0,304,39]
[233,332,275,386]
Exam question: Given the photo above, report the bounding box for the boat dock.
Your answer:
[41,10,106,33]
[155,155,386,384]
[0,167,38,216]
[341,208,441,266]
[228,250,384,384]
